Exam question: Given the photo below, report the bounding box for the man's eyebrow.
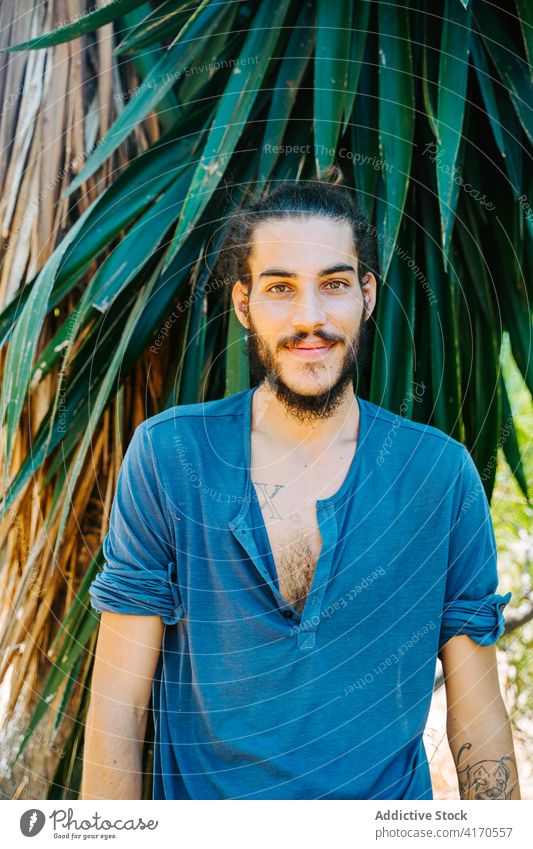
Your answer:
[258,263,356,279]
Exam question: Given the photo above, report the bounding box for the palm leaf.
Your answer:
[163,0,293,272]
[515,0,533,76]
[115,0,195,55]
[258,0,314,184]
[0,0,149,51]
[0,204,95,485]
[314,0,351,174]
[341,0,370,135]
[475,2,533,143]
[350,53,379,221]
[51,255,168,557]
[436,0,471,268]
[420,183,463,441]
[370,213,416,412]
[377,2,414,279]
[66,0,230,195]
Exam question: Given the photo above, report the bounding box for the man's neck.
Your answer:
[251,380,360,452]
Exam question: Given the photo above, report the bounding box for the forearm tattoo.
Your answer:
[455,741,518,800]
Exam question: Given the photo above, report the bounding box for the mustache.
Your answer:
[277,330,344,347]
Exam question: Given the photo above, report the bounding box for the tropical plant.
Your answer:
[0,0,531,798]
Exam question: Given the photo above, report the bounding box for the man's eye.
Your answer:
[268,283,291,293]
[325,279,349,290]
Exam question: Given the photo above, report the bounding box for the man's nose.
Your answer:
[289,287,327,329]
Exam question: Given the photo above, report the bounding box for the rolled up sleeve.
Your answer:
[89,422,183,625]
[438,446,512,652]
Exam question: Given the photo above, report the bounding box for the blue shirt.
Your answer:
[89,386,511,800]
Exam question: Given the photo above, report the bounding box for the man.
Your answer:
[83,181,520,800]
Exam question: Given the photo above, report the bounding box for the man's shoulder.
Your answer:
[139,388,251,439]
[361,395,467,461]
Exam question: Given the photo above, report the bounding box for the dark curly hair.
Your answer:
[213,178,379,295]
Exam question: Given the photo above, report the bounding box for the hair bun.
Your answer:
[320,164,345,185]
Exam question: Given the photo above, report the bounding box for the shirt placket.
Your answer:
[228,515,295,615]
[228,503,339,652]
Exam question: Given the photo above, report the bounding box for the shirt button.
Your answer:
[499,603,505,611]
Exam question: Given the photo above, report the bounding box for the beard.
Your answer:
[244,311,373,423]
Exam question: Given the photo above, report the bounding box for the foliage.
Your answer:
[0,0,531,798]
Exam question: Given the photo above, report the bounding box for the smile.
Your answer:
[285,342,337,361]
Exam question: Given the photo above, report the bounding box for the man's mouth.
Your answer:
[285,340,338,360]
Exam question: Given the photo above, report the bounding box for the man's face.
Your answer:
[231,215,377,421]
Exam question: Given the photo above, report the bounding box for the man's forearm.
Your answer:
[82,701,148,800]
[447,702,521,799]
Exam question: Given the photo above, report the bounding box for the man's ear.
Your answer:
[231,280,250,330]
[361,272,377,320]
